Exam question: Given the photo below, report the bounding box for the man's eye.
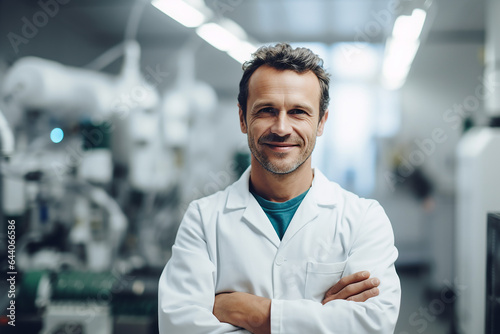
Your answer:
[259,107,275,114]
[290,109,306,115]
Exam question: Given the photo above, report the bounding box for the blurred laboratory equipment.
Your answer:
[0,1,228,327]
[455,0,500,332]
[0,16,231,327]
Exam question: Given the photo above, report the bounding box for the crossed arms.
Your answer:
[213,271,381,334]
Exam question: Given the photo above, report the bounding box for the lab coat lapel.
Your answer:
[225,167,281,248]
[281,169,338,245]
[280,192,318,245]
[241,198,281,248]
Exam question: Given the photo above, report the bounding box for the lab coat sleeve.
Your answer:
[158,202,249,334]
[270,201,401,333]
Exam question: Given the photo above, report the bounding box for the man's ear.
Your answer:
[238,104,247,134]
[317,109,329,137]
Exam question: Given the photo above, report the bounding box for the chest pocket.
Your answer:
[304,260,347,302]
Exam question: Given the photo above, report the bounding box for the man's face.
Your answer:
[239,65,328,175]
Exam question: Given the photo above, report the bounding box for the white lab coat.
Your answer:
[158,168,400,333]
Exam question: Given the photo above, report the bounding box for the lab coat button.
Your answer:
[275,256,285,266]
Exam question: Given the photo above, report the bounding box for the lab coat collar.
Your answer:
[225,167,279,246]
[225,166,339,247]
[225,166,252,210]
[225,166,339,210]
[310,168,339,207]
[281,169,339,245]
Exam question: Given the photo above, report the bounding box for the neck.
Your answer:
[249,158,314,202]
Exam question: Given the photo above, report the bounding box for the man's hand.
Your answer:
[213,271,379,332]
[213,292,271,334]
[322,271,380,305]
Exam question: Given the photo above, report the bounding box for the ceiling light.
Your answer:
[227,41,257,64]
[196,22,241,52]
[151,0,206,28]
[392,8,427,41]
[381,8,428,90]
[153,1,257,64]
[382,38,420,90]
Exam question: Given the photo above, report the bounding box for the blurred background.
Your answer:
[0,0,499,333]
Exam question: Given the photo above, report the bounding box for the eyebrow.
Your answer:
[251,101,314,112]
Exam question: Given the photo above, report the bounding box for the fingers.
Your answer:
[322,275,380,305]
[322,286,380,305]
[324,271,371,296]
[336,277,379,300]
[346,287,380,302]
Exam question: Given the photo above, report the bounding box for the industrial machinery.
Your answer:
[0,41,164,333]
[0,9,222,332]
[0,17,227,329]
[5,269,158,334]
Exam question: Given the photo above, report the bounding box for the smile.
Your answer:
[263,142,299,152]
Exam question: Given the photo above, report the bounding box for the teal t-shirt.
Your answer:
[252,189,310,240]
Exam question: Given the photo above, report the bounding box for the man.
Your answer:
[158,43,400,333]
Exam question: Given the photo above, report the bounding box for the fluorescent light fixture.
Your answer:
[384,38,420,70]
[196,21,256,64]
[381,8,427,90]
[382,38,420,89]
[154,0,256,65]
[392,8,427,41]
[196,22,241,52]
[227,41,257,64]
[151,0,206,28]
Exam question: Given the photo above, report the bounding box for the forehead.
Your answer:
[247,65,321,107]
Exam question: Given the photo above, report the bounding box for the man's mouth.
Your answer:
[262,142,299,152]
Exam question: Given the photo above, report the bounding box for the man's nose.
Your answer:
[270,111,292,137]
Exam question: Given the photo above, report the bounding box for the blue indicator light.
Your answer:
[50,128,64,143]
